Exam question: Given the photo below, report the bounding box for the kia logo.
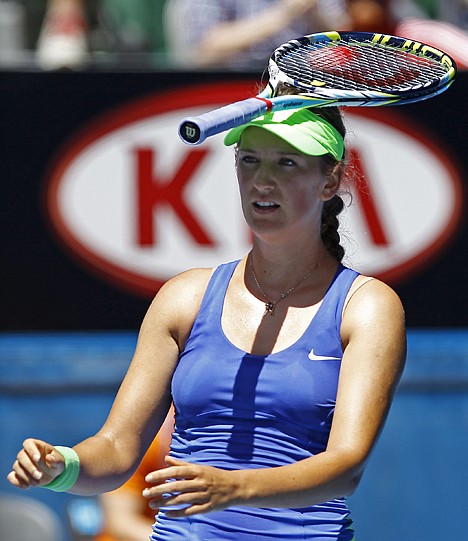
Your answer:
[45,83,463,296]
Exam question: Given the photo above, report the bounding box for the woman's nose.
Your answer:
[253,164,275,192]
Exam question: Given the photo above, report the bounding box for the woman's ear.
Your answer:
[321,162,343,201]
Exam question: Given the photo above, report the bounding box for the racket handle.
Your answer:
[178,97,269,145]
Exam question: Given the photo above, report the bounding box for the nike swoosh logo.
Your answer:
[308,349,341,361]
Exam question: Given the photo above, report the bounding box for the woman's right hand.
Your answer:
[7,438,66,489]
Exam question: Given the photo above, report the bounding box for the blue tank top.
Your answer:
[152,261,359,541]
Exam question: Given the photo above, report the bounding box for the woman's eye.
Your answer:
[239,155,258,164]
[279,158,297,167]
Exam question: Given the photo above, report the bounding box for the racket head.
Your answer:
[178,30,457,146]
[268,30,457,103]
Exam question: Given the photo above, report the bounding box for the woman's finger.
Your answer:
[15,448,43,482]
[7,459,40,489]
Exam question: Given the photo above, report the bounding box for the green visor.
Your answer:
[224,109,344,161]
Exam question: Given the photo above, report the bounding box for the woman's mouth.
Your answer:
[253,201,279,210]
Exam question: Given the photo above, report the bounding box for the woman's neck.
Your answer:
[248,240,332,291]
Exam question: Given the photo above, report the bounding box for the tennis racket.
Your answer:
[179,30,456,145]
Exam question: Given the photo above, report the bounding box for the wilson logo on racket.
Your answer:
[178,30,456,145]
[183,123,200,143]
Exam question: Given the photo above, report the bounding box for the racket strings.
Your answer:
[276,40,448,92]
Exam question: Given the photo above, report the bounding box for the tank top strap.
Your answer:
[299,265,360,359]
[322,265,360,325]
[194,260,240,326]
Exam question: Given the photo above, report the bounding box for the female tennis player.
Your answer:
[8,93,406,540]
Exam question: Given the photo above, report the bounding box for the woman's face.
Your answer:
[236,127,337,240]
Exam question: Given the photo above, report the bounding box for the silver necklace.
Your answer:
[249,253,320,317]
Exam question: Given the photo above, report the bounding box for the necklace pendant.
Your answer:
[264,301,276,316]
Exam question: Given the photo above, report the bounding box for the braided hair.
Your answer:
[311,107,347,263]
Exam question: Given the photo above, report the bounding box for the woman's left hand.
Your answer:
[143,456,241,517]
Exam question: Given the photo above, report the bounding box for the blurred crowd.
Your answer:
[0,0,467,70]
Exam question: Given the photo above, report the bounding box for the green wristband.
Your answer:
[42,446,80,492]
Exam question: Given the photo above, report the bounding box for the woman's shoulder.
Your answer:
[341,273,405,338]
[345,272,403,308]
[146,267,215,345]
[157,267,215,311]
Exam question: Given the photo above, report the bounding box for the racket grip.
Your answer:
[178,98,269,145]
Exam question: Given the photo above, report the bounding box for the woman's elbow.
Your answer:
[334,450,368,497]
[343,470,364,496]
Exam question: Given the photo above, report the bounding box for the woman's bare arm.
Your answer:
[7,268,212,494]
